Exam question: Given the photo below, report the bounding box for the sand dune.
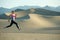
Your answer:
[19,14,60,29]
[29,14,57,28]
[0,10,60,33]
[0,12,60,32]
[0,13,60,40]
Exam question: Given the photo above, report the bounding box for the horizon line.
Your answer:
[0,5,60,9]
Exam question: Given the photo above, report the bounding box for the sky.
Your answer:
[0,0,60,8]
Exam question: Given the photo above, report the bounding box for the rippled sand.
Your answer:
[0,33,60,40]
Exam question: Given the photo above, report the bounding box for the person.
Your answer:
[5,11,20,30]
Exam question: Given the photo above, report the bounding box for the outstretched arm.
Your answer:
[8,14,11,22]
[15,14,17,19]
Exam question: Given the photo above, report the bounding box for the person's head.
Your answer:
[11,11,14,14]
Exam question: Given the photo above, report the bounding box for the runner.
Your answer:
[5,11,20,30]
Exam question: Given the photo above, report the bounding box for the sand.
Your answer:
[0,33,60,40]
[0,13,60,40]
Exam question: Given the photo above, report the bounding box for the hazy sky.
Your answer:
[0,0,60,8]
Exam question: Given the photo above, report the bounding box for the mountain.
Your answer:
[15,9,25,12]
[43,6,60,12]
[11,6,60,12]
[28,8,60,16]
[0,5,60,14]
[12,8,60,16]
[11,6,40,10]
[0,7,11,14]
[55,6,60,12]
[43,6,56,11]
[43,6,55,9]
[0,14,9,19]
[0,7,60,19]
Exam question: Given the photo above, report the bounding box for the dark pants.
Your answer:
[6,20,20,30]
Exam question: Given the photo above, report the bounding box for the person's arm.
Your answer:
[15,14,17,19]
[8,14,11,22]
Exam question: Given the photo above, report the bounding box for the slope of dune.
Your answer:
[29,14,57,28]
[0,13,60,33]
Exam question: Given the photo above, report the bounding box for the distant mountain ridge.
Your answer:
[0,6,40,14]
[0,7,11,14]
[11,6,40,10]
[29,8,60,16]
[11,6,60,12]
[0,6,60,15]
[43,6,60,12]
[0,7,60,19]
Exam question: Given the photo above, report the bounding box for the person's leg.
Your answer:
[13,21,20,30]
[5,20,13,28]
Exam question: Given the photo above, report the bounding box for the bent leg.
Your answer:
[13,21,20,30]
[5,20,13,28]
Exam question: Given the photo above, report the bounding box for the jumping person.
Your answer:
[5,11,20,30]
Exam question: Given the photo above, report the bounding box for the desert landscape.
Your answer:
[0,7,60,40]
[0,0,60,40]
[0,9,60,40]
